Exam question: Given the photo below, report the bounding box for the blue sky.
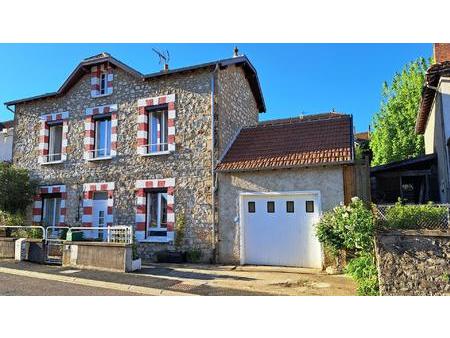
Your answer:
[0,43,432,132]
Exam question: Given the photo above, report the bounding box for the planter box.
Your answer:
[131,258,142,271]
[156,250,186,263]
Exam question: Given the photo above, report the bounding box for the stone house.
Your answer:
[5,52,265,261]
[6,51,363,268]
[416,43,450,203]
[0,120,14,163]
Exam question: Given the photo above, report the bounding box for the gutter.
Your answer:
[210,63,219,262]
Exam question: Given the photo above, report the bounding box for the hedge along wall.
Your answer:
[374,230,450,295]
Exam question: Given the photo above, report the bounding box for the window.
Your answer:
[267,201,275,213]
[42,195,61,226]
[48,123,63,162]
[94,117,111,158]
[146,190,168,237]
[147,108,168,153]
[286,201,295,213]
[306,200,315,213]
[248,201,256,213]
[100,72,107,95]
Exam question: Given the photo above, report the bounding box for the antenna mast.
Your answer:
[152,48,170,71]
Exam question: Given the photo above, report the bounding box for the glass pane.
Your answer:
[49,124,62,161]
[162,111,168,151]
[100,73,106,94]
[248,201,256,213]
[95,119,111,157]
[160,193,167,228]
[148,110,168,152]
[105,119,111,156]
[93,192,108,200]
[149,193,158,228]
[43,198,54,226]
[54,198,61,225]
[306,201,315,213]
[286,201,295,213]
[267,201,275,213]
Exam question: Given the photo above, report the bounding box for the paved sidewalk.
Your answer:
[0,260,356,296]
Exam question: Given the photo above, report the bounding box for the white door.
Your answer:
[92,192,108,240]
[241,192,322,268]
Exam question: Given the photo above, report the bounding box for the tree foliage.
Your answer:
[0,163,37,214]
[370,57,430,166]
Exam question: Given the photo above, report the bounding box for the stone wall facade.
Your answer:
[12,58,260,261]
[375,230,450,296]
[217,166,345,264]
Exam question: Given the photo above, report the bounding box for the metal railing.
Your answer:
[139,142,169,153]
[87,148,111,159]
[44,153,62,163]
[0,225,45,239]
[374,204,450,230]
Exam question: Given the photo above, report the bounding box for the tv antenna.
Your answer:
[152,48,170,70]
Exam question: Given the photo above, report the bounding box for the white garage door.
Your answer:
[240,192,322,268]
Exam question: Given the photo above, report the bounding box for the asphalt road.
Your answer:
[0,272,139,296]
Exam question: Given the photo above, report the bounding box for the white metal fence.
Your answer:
[0,225,133,244]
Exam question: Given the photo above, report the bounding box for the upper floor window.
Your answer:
[94,116,111,158]
[147,107,168,153]
[48,123,63,162]
[100,72,107,95]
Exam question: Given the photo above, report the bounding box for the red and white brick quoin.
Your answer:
[32,185,67,225]
[84,104,118,160]
[135,178,175,241]
[82,182,115,227]
[38,112,69,164]
[136,94,176,155]
[90,64,113,97]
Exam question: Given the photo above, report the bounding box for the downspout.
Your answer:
[210,64,219,262]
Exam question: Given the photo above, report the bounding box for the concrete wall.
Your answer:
[375,230,450,296]
[217,166,345,263]
[0,238,15,258]
[62,241,132,272]
[0,127,13,162]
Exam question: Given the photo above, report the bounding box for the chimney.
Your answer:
[433,43,450,63]
[233,46,239,58]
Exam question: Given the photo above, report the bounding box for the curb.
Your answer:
[0,267,191,296]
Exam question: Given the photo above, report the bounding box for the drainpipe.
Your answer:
[210,64,219,262]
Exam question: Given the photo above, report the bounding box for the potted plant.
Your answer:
[130,230,141,271]
[156,213,187,263]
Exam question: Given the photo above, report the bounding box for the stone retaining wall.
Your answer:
[375,230,450,295]
[0,238,16,258]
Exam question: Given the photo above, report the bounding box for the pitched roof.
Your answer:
[4,53,265,113]
[0,120,13,131]
[216,113,354,172]
[416,61,450,134]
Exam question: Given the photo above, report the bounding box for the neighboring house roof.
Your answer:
[355,131,369,141]
[0,120,13,131]
[416,61,450,134]
[370,153,436,173]
[216,113,354,172]
[4,53,266,113]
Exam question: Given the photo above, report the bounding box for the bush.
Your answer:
[186,248,202,263]
[0,163,38,214]
[345,253,379,296]
[316,197,375,255]
[174,213,186,249]
[0,210,26,227]
[383,201,447,229]
[10,227,43,239]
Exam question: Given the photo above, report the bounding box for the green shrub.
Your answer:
[186,248,202,263]
[10,227,43,239]
[174,213,186,249]
[0,210,26,227]
[0,163,38,214]
[345,253,379,296]
[316,197,374,255]
[383,201,447,229]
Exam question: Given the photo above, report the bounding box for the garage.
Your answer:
[240,191,323,268]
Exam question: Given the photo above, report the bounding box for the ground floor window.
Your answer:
[146,189,168,237]
[42,195,61,227]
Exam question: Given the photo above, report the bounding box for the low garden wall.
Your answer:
[375,230,450,296]
[0,237,16,258]
[62,241,133,272]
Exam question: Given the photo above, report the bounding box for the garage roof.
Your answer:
[216,113,354,172]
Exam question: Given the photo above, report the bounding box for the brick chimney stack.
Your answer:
[433,43,450,63]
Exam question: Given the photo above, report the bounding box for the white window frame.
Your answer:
[94,117,112,159]
[147,109,169,154]
[48,123,63,163]
[42,196,61,227]
[146,191,168,238]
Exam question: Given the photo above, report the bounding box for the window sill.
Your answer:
[87,156,113,162]
[91,93,112,99]
[40,160,64,165]
[139,237,171,243]
[140,150,172,157]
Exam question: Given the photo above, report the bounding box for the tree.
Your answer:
[370,57,430,166]
[0,163,37,214]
